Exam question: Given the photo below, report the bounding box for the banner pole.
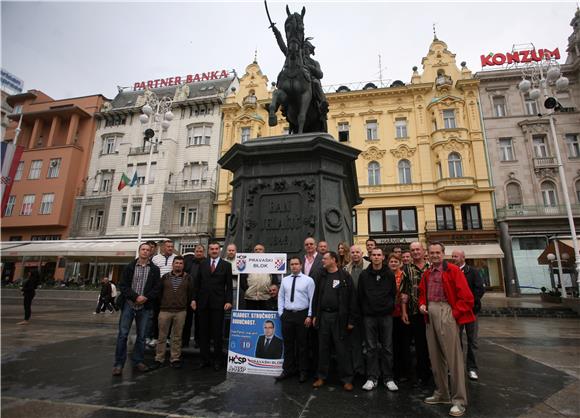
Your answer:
[236,274,240,310]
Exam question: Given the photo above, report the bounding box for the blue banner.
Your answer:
[227,310,283,376]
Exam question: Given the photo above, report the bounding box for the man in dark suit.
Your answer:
[182,244,206,348]
[192,241,233,370]
[451,249,485,382]
[302,237,323,283]
[255,320,284,359]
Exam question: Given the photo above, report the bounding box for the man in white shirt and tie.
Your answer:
[276,256,315,383]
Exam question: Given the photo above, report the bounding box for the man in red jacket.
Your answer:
[419,242,474,417]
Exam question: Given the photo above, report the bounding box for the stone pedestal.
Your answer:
[218,133,362,257]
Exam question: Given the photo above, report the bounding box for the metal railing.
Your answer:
[128,144,158,156]
[424,219,497,232]
[163,223,212,235]
[497,204,580,219]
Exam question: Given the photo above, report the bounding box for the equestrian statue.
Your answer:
[265,3,329,134]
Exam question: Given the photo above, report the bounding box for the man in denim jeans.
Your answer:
[112,243,162,376]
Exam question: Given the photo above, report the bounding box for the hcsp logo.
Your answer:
[274,258,286,272]
[236,255,247,272]
[229,355,247,365]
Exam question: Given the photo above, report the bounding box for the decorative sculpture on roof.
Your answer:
[265,2,328,134]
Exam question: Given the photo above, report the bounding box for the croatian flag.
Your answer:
[1,141,24,214]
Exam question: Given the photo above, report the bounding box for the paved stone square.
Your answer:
[1,294,579,418]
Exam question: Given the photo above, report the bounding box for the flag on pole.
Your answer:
[130,171,138,187]
[117,173,131,191]
[1,141,24,213]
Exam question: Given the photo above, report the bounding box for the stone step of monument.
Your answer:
[479,306,579,318]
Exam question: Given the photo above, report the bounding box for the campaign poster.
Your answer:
[232,253,287,274]
[227,310,283,376]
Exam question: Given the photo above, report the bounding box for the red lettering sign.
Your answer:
[131,70,230,90]
[481,48,560,67]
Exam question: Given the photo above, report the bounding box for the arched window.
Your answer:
[448,152,463,178]
[576,180,580,203]
[368,161,381,186]
[398,159,411,184]
[506,182,522,209]
[541,181,558,207]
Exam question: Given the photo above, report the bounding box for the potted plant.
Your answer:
[540,286,563,303]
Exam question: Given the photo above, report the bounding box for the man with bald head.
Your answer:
[303,237,323,283]
[451,249,485,381]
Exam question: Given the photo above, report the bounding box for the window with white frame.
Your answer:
[120,206,127,226]
[506,182,523,209]
[14,161,24,180]
[443,109,456,129]
[179,206,198,227]
[28,160,42,179]
[184,162,208,186]
[395,118,408,138]
[39,193,55,214]
[47,158,61,178]
[366,120,378,140]
[541,181,558,206]
[524,94,539,116]
[130,205,141,226]
[338,122,350,142]
[88,208,104,231]
[565,134,580,158]
[436,161,443,179]
[4,195,16,216]
[368,161,380,185]
[398,159,411,184]
[187,123,212,146]
[102,135,117,154]
[241,127,251,143]
[499,138,515,161]
[20,194,35,215]
[130,162,156,185]
[100,172,113,192]
[492,96,507,117]
[448,152,463,178]
[533,135,549,158]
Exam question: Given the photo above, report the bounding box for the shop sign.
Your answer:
[132,70,230,91]
[480,48,560,67]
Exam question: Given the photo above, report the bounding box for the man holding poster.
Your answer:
[276,256,315,383]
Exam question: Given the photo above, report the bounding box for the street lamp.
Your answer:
[518,55,579,295]
[135,92,173,255]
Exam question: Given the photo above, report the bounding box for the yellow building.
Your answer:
[215,40,504,289]
[215,60,284,239]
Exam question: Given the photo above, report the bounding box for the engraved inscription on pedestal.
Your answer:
[258,193,303,252]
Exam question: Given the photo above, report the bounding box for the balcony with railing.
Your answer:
[424,219,498,243]
[435,177,476,201]
[532,156,558,172]
[497,204,580,220]
[163,222,212,235]
[128,144,158,156]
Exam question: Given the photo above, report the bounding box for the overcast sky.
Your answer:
[1,1,577,100]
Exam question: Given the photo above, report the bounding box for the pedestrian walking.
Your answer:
[112,243,162,376]
[17,270,39,325]
[94,277,114,314]
[419,242,475,417]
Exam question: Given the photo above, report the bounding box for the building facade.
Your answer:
[475,10,580,294]
[69,76,237,281]
[1,90,106,281]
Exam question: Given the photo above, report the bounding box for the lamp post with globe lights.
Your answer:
[135,93,174,255]
[518,56,579,293]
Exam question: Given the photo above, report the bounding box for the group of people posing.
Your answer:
[112,237,484,418]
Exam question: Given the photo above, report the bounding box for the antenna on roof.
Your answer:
[433,22,438,40]
[254,48,258,63]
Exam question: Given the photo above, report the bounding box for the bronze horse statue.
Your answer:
[268,5,328,134]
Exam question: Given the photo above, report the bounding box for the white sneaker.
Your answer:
[385,380,399,391]
[362,379,377,391]
[148,339,158,348]
[468,370,479,380]
[449,404,466,417]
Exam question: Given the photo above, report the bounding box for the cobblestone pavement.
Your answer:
[1,295,579,418]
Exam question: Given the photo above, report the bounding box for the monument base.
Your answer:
[218,133,362,257]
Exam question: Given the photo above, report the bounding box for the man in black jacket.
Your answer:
[182,244,206,348]
[312,251,359,391]
[191,241,233,370]
[452,249,485,381]
[358,248,398,392]
[255,320,284,359]
[112,242,162,376]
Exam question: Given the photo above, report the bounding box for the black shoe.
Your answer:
[275,371,294,382]
[193,361,211,370]
[150,361,164,370]
[170,361,182,369]
[299,372,308,383]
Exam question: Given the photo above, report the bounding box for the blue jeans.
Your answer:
[114,305,152,368]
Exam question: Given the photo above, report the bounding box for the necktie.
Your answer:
[264,338,271,350]
[211,259,216,273]
[290,275,298,303]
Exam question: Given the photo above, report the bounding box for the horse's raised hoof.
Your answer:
[268,115,278,127]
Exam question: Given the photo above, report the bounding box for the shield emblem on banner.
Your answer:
[274,258,286,272]
[236,256,247,272]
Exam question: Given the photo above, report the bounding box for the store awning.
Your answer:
[1,240,139,259]
[444,244,504,259]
